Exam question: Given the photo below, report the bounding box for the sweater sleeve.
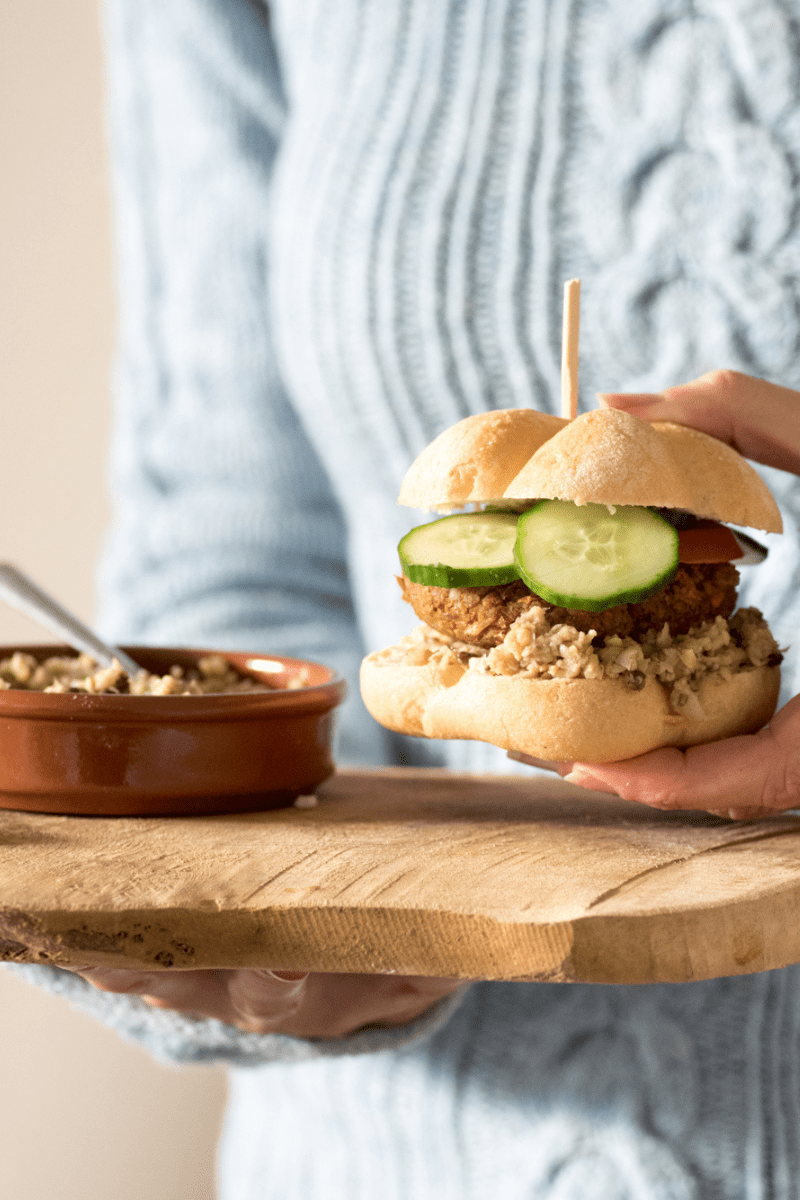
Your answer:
[13,0,468,1066]
[4,965,469,1067]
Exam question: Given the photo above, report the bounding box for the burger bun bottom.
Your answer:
[359,648,780,763]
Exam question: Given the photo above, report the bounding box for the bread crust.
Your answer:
[398,409,567,510]
[384,406,783,760]
[360,648,780,762]
[399,407,783,533]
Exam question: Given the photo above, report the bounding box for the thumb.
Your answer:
[565,694,800,818]
[599,369,800,475]
[226,969,309,1032]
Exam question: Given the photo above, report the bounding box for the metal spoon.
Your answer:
[0,563,141,677]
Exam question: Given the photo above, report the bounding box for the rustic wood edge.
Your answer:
[3,885,800,984]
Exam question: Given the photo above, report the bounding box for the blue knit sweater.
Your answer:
[11,1,800,1195]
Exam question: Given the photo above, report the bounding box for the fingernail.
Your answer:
[234,971,309,1031]
[563,767,594,784]
[597,392,661,408]
[508,750,567,772]
[507,750,544,766]
[81,969,154,993]
[261,969,309,984]
[563,769,617,795]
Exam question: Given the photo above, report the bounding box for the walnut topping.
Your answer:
[383,606,781,716]
[0,652,295,695]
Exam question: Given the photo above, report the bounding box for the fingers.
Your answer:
[75,966,463,1038]
[223,970,309,1032]
[563,696,800,817]
[77,967,229,1022]
[77,967,309,1032]
[278,973,463,1039]
[507,744,774,813]
[506,750,572,775]
[598,369,800,475]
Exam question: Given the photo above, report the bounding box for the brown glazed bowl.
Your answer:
[0,645,346,816]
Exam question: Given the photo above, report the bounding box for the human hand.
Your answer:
[511,369,800,821]
[72,966,464,1038]
[598,368,800,476]
[510,692,800,819]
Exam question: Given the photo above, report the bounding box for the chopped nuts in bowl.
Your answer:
[0,645,346,816]
[0,650,309,696]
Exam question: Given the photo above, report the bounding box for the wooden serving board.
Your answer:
[1,767,800,984]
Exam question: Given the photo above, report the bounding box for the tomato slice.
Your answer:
[678,521,742,563]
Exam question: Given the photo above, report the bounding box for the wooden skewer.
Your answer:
[561,278,580,421]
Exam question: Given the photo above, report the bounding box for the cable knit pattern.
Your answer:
[215,977,800,1198]
[9,1,800,1196]
[572,0,800,395]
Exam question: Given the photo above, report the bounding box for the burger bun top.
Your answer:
[398,407,782,533]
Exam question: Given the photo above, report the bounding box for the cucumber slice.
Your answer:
[399,512,520,587]
[514,500,678,612]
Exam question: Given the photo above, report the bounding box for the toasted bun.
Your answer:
[400,407,782,532]
[360,648,780,763]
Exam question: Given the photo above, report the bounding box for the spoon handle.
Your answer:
[0,563,141,677]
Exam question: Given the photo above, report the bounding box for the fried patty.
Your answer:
[398,562,740,648]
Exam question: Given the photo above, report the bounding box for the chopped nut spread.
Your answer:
[0,652,308,695]
[377,607,781,718]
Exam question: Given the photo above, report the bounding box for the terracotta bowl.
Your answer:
[0,645,346,816]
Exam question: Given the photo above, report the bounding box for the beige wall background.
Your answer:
[0,4,226,1198]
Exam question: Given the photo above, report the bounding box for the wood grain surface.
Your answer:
[1,767,800,983]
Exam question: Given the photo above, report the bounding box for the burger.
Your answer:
[359,406,784,762]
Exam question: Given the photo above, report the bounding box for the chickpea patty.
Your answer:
[398,562,740,648]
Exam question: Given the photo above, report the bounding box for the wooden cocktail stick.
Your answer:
[561,278,580,420]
